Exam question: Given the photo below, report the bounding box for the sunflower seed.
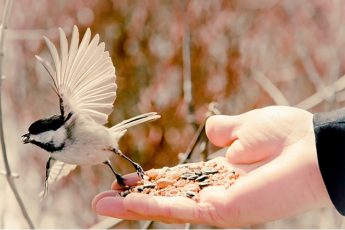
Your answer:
[196,175,209,182]
[198,181,211,188]
[186,191,196,197]
[137,186,144,192]
[187,174,199,180]
[202,169,219,175]
[143,183,156,189]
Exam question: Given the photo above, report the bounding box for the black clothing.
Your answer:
[314,109,345,215]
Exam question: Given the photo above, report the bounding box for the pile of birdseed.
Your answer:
[119,159,240,202]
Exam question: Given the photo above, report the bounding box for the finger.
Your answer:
[225,139,247,164]
[225,139,261,164]
[226,139,277,165]
[111,172,141,190]
[93,192,149,220]
[205,115,242,147]
[92,190,119,210]
[123,193,214,225]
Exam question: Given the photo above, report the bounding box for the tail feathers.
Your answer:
[110,112,160,133]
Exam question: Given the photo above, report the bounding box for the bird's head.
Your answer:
[22,115,67,152]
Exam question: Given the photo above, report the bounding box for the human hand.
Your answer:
[92,106,332,227]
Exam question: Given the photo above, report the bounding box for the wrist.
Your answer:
[313,109,345,215]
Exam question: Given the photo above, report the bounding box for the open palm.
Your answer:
[92,106,331,228]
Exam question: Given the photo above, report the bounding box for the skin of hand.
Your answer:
[92,106,332,228]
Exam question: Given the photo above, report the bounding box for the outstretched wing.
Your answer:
[36,26,117,124]
[40,157,77,198]
[110,112,161,133]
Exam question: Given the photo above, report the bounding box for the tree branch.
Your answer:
[296,44,325,91]
[180,0,196,128]
[252,71,290,106]
[295,74,345,110]
[0,0,35,228]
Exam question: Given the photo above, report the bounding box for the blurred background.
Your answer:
[1,0,345,228]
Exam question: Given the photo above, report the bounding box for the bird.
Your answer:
[21,26,160,197]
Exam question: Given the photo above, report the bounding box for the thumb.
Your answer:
[205,115,242,147]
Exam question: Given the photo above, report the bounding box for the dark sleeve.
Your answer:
[313,108,345,215]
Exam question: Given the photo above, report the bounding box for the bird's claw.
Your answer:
[116,174,126,187]
[134,163,145,179]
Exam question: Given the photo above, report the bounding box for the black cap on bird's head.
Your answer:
[22,115,65,144]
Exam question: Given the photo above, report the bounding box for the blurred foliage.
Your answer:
[90,0,238,169]
[1,0,345,228]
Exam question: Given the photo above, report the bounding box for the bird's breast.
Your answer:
[51,145,112,165]
[51,123,113,165]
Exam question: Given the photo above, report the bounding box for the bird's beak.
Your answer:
[21,133,30,144]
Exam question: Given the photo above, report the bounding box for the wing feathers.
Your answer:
[35,55,58,89]
[111,112,161,133]
[39,159,77,198]
[71,47,109,92]
[47,161,77,184]
[37,26,117,124]
[68,29,91,88]
[68,35,100,88]
[58,28,69,87]
[43,37,61,86]
[64,26,80,88]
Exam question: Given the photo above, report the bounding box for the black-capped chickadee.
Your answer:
[21,26,160,197]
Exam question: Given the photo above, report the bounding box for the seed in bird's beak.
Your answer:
[22,133,30,144]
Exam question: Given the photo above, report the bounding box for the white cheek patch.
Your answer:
[52,127,67,146]
[30,127,67,147]
[30,131,55,143]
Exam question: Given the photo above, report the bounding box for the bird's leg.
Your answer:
[103,160,125,187]
[112,148,145,179]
